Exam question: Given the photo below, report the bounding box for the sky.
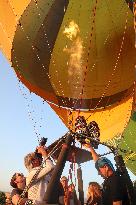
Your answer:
[0,51,135,196]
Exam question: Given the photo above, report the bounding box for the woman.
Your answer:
[10,173,28,205]
[86,182,102,205]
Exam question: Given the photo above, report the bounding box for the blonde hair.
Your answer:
[87,182,102,203]
[24,152,35,171]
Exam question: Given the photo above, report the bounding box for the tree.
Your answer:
[0,191,6,205]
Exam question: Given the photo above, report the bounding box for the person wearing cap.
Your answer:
[84,144,130,205]
[24,146,54,205]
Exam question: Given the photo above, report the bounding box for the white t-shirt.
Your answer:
[26,159,54,205]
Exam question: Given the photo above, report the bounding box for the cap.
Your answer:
[95,157,115,171]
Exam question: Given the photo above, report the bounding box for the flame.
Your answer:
[63,21,80,40]
[63,21,83,79]
[63,37,83,76]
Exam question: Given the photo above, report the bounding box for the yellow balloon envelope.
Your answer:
[0,0,135,143]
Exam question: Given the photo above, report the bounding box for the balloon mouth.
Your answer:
[56,85,133,110]
[15,69,133,112]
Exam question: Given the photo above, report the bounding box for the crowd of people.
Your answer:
[7,143,135,205]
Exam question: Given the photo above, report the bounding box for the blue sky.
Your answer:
[0,51,135,196]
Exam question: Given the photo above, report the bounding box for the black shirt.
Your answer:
[102,172,130,205]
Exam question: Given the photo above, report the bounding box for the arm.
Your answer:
[38,145,54,178]
[37,159,54,179]
[11,190,21,205]
[26,146,54,184]
[36,145,54,179]
[113,201,122,205]
[12,195,28,205]
[12,194,20,205]
[84,144,99,162]
[26,159,54,184]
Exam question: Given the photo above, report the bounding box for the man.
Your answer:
[24,146,54,205]
[84,144,130,205]
[10,173,28,205]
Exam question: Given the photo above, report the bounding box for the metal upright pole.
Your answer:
[77,164,84,205]
[43,132,73,204]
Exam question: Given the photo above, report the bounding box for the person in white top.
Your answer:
[24,146,54,205]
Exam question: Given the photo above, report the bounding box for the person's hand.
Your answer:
[82,142,91,150]
[36,146,48,157]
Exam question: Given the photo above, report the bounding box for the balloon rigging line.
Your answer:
[18,82,47,143]
[0,15,54,143]
[0,0,135,180]
[1,0,135,152]
[78,0,98,113]
[50,1,74,98]
[104,91,132,159]
[0,19,81,111]
[8,0,62,94]
[78,0,130,115]
[86,10,129,116]
[67,2,131,137]
[31,0,52,52]
[67,0,98,129]
[1,1,133,149]
[1,1,131,118]
[86,9,129,121]
[99,150,113,157]
[66,0,98,129]
[29,0,66,96]
[0,19,47,143]
[105,89,134,148]
[0,0,65,135]
[63,1,82,109]
[81,0,132,120]
[2,2,134,110]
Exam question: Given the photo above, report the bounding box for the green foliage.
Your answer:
[0,191,6,205]
[131,112,136,122]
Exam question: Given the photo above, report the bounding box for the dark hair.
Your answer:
[10,173,24,188]
[10,173,17,188]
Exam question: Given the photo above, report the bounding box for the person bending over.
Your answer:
[84,144,130,205]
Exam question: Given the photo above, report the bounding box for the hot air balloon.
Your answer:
[0,0,135,175]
